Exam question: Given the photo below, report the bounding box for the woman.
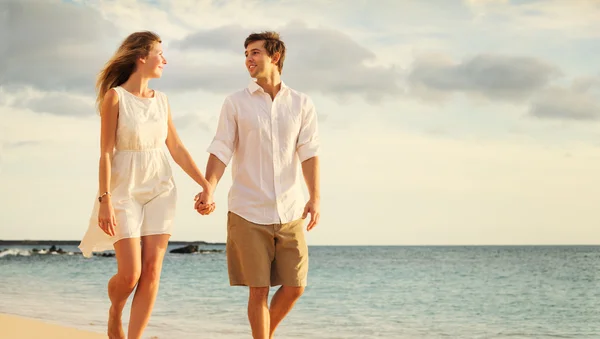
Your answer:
[78,31,215,339]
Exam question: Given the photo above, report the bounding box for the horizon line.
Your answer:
[1,239,600,247]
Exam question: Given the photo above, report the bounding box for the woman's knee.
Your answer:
[140,257,163,283]
[118,269,141,289]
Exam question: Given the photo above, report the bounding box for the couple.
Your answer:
[78,30,321,339]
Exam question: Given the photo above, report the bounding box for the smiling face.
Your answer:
[140,42,167,78]
[245,40,279,79]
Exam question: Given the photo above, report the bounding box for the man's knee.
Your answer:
[282,286,304,300]
[249,286,270,301]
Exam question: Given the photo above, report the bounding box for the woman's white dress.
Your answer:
[79,86,177,258]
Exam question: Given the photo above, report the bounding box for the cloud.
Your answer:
[529,76,600,121]
[172,113,213,132]
[463,0,600,38]
[4,140,43,149]
[0,140,42,175]
[170,24,243,53]
[0,0,118,95]
[2,0,401,113]
[1,88,95,117]
[166,22,402,103]
[407,53,560,102]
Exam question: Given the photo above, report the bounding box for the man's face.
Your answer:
[244,40,277,78]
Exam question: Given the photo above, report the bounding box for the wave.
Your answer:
[0,246,90,258]
[0,245,224,258]
[0,249,32,258]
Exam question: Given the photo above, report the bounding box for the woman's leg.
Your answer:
[127,234,170,339]
[108,238,142,339]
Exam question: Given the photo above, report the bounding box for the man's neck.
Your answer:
[256,73,282,100]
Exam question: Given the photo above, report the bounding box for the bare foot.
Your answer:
[108,306,125,339]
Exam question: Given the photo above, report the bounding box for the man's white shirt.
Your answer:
[207,80,320,225]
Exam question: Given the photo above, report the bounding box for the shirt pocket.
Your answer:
[279,104,302,152]
[238,102,264,143]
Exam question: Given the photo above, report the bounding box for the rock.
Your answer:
[94,252,115,257]
[199,249,224,254]
[170,245,198,254]
[47,245,66,254]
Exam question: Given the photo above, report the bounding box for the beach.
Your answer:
[0,313,105,339]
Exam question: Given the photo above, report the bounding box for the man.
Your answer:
[195,31,320,339]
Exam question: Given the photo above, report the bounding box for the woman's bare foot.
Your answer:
[108,306,125,339]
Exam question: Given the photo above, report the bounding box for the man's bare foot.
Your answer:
[108,306,125,339]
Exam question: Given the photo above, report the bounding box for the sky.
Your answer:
[1,0,600,245]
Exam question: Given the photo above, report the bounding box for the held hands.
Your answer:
[302,198,320,231]
[194,188,216,215]
[97,199,116,236]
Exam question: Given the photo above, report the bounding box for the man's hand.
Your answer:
[302,198,320,231]
[194,190,215,215]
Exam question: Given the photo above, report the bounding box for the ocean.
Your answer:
[1,244,600,338]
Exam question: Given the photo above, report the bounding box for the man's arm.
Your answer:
[195,97,237,214]
[206,154,227,189]
[195,154,227,212]
[301,156,320,231]
[297,96,321,231]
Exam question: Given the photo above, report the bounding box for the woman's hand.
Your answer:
[194,187,216,215]
[98,198,116,236]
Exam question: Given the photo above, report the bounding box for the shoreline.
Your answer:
[0,313,105,339]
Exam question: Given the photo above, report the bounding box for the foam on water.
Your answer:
[0,248,31,257]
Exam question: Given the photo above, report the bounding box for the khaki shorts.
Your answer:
[226,212,309,287]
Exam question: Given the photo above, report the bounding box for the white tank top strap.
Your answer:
[111,85,124,98]
[154,90,169,118]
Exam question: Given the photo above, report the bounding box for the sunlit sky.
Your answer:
[1,0,600,245]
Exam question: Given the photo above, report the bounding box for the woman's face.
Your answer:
[141,42,167,78]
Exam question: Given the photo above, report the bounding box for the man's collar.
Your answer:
[247,79,288,94]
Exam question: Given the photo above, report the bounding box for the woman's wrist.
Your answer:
[200,180,212,193]
[98,191,111,203]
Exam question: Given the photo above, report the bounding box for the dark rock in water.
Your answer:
[94,252,115,257]
[48,245,66,254]
[170,245,224,254]
[199,249,224,254]
[170,245,198,254]
[32,248,39,253]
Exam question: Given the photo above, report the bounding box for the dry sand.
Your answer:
[0,313,105,339]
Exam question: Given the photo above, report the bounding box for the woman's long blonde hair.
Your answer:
[95,31,162,112]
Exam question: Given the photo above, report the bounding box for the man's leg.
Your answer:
[269,218,309,338]
[226,212,275,339]
[269,286,304,338]
[248,287,271,339]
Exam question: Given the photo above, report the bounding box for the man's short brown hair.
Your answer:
[244,31,286,74]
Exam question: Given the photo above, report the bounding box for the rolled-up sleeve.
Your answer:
[296,95,320,162]
[207,97,237,166]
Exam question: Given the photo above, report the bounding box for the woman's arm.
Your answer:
[165,107,211,193]
[98,89,119,236]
